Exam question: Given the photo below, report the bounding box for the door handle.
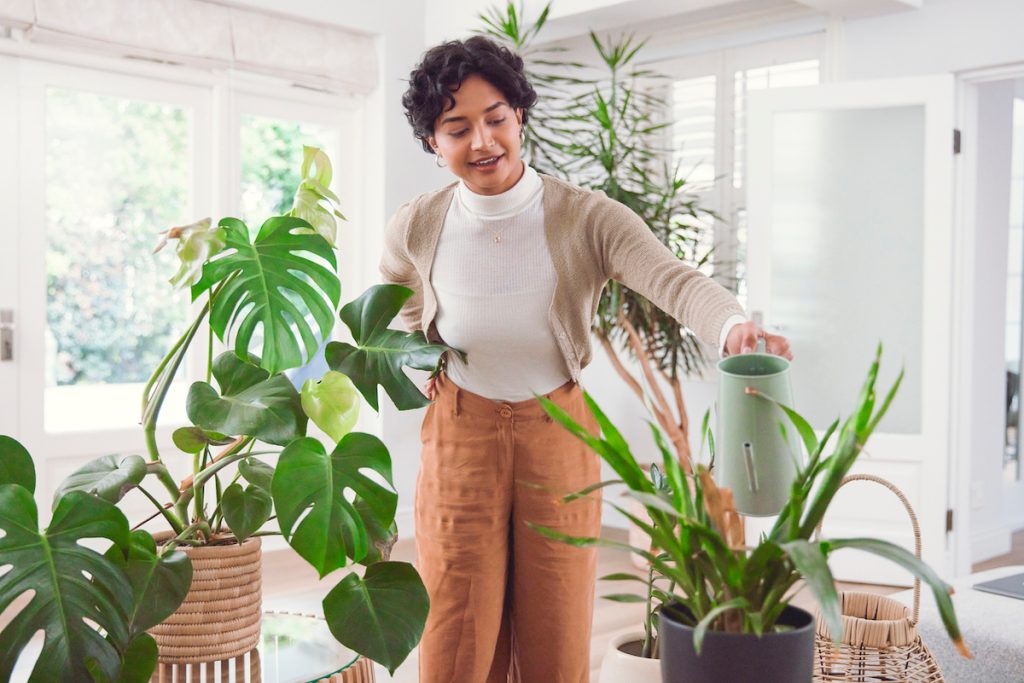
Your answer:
[1,309,12,362]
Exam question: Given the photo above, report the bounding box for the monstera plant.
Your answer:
[0,147,445,681]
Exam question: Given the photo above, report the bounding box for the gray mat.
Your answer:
[892,565,1024,682]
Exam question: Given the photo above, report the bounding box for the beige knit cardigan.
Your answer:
[379,173,745,383]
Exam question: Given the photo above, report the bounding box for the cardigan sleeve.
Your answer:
[378,201,424,333]
[592,194,745,349]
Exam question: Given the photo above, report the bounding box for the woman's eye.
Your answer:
[489,118,506,126]
[450,129,467,138]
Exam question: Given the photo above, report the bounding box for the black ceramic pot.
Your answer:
[658,603,815,683]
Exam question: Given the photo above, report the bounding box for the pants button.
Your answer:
[499,406,513,418]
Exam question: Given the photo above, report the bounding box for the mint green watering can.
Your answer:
[716,340,801,517]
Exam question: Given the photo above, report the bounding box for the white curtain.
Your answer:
[1,0,378,94]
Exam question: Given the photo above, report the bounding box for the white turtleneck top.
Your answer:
[431,163,569,401]
[430,162,746,402]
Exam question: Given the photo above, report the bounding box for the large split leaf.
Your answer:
[322,561,428,675]
[104,531,192,636]
[221,482,273,542]
[301,370,361,442]
[192,215,340,374]
[326,284,452,411]
[0,487,132,682]
[187,352,306,446]
[0,435,35,492]
[290,146,346,246]
[272,434,396,576]
[52,454,148,510]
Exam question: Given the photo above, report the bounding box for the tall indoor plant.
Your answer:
[479,1,726,467]
[0,147,443,681]
[533,346,970,682]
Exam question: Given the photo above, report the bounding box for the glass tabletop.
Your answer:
[258,611,361,683]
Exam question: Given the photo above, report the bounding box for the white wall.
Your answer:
[837,0,1024,80]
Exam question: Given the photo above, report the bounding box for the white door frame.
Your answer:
[0,55,18,438]
[951,62,1024,575]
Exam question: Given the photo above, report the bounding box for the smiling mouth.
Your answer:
[470,154,503,167]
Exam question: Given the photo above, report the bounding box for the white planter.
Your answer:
[598,631,662,683]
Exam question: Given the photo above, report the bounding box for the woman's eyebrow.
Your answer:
[440,101,508,125]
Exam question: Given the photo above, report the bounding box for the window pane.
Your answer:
[240,115,339,228]
[733,59,820,190]
[670,75,717,187]
[45,88,191,388]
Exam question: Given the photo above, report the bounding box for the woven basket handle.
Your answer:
[814,473,922,624]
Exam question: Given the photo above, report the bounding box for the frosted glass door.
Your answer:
[770,106,924,434]
[746,76,955,583]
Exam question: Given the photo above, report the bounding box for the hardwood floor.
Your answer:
[266,526,1019,681]
[972,528,1024,572]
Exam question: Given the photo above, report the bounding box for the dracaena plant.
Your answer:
[0,147,447,681]
[532,345,970,659]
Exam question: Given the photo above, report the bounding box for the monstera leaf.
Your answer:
[0,487,133,682]
[272,433,397,577]
[326,284,453,411]
[171,427,232,454]
[104,531,192,636]
[191,215,340,374]
[239,457,275,492]
[352,497,398,566]
[0,435,34,492]
[290,146,346,246]
[52,454,148,509]
[187,352,306,446]
[322,561,428,675]
[301,370,361,442]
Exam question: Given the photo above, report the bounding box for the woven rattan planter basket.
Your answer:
[149,533,263,665]
[813,474,944,683]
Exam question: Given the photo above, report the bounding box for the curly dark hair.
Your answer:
[402,35,537,154]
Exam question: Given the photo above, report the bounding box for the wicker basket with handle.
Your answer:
[813,474,945,683]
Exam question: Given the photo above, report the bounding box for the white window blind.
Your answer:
[671,75,718,187]
[0,0,377,94]
[660,37,822,303]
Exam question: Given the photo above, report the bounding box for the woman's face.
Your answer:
[428,74,524,196]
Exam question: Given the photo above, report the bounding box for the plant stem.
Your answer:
[142,299,211,463]
[132,484,184,534]
[206,289,215,384]
[159,521,209,553]
[642,562,655,657]
[176,440,257,513]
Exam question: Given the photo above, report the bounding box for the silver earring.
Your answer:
[435,154,447,168]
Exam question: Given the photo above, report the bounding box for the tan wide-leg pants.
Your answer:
[415,373,602,683]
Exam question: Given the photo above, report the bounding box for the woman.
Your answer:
[383,36,791,683]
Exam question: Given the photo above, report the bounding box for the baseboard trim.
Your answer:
[972,524,1013,563]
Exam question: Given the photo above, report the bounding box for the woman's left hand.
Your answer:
[724,321,793,360]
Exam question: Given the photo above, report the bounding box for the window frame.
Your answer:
[650,33,826,301]
[9,53,364,470]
